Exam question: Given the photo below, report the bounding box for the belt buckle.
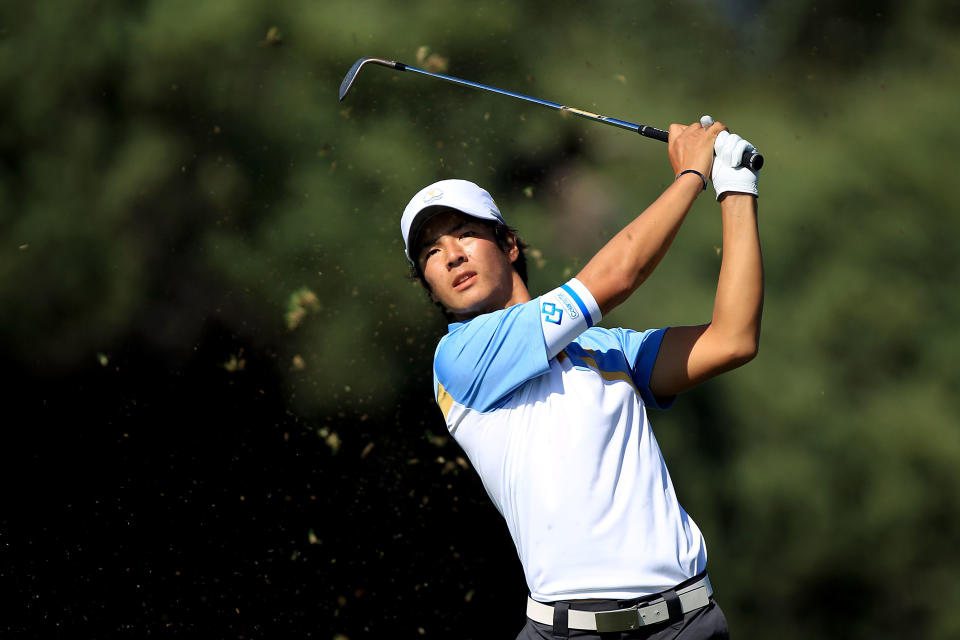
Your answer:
[594,607,643,633]
[637,599,670,626]
[593,596,671,632]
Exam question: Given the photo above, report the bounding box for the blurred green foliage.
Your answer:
[3,1,960,637]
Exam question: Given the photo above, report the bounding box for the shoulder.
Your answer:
[572,326,622,348]
[436,303,536,358]
[571,326,661,351]
[433,301,553,413]
[433,300,547,386]
[569,326,668,371]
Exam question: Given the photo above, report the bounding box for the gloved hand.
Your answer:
[711,130,759,200]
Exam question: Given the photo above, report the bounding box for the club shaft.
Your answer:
[346,58,763,170]
[398,63,669,141]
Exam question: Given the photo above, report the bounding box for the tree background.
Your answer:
[3,1,959,638]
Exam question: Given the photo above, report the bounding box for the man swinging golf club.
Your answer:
[401,119,762,639]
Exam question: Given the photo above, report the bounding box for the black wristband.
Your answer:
[676,169,707,191]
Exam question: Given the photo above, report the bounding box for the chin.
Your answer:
[444,283,508,319]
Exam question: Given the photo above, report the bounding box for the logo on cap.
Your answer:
[423,188,444,204]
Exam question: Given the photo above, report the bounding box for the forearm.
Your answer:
[709,194,763,357]
[577,174,704,315]
[648,128,763,397]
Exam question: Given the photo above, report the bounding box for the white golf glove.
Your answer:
[712,130,759,200]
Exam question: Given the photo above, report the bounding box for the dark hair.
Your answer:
[409,221,528,320]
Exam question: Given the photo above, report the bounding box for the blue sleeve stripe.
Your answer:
[561,283,594,328]
[633,327,674,410]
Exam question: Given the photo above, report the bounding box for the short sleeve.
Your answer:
[608,326,675,410]
[434,279,602,413]
[434,300,551,413]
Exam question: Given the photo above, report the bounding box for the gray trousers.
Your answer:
[515,598,729,640]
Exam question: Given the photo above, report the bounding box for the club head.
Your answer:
[338,57,401,101]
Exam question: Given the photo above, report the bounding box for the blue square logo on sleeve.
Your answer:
[541,302,563,325]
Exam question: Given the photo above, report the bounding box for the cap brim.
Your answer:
[406,205,450,265]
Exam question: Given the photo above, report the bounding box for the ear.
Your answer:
[504,231,520,263]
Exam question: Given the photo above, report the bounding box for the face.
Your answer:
[416,209,522,320]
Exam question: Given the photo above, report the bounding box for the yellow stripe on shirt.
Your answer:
[437,382,454,420]
[577,350,642,397]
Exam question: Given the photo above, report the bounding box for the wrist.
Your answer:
[719,192,758,219]
[718,192,757,202]
[675,169,707,192]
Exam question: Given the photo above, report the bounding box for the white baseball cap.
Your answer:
[401,179,505,264]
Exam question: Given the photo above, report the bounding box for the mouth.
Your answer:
[452,271,476,290]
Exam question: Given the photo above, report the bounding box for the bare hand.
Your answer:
[668,120,726,178]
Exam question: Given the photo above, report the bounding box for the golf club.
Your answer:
[339,56,764,171]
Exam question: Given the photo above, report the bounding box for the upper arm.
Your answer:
[649,323,757,398]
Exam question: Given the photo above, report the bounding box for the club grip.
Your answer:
[638,125,764,171]
[743,150,764,171]
[639,125,670,142]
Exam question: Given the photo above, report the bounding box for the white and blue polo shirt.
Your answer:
[433,278,707,602]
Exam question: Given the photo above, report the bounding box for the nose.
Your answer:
[442,237,467,269]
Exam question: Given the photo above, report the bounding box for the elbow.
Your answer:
[608,270,639,310]
[602,264,641,298]
[727,337,760,368]
[706,320,760,370]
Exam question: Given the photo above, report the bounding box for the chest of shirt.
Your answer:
[451,351,648,472]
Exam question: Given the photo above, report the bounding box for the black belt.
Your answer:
[526,574,713,632]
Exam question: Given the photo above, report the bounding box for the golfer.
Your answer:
[401,120,761,639]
